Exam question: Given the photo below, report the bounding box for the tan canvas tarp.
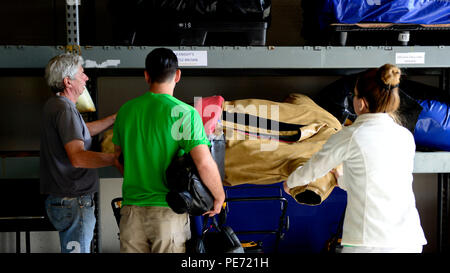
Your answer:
[223,94,342,204]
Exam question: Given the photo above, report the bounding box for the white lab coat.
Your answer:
[287,113,427,248]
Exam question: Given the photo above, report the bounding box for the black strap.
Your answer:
[222,111,305,131]
[222,111,304,142]
[201,207,228,235]
[233,129,302,142]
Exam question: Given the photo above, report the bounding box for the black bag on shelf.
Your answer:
[315,73,358,125]
[316,73,424,134]
[165,152,214,216]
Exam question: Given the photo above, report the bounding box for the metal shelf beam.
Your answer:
[414,152,450,173]
[1,152,450,179]
[1,45,449,69]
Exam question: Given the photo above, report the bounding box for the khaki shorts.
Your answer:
[119,205,191,253]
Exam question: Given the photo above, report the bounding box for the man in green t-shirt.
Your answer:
[112,48,225,253]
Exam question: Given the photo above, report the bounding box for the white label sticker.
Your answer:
[66,0,81,5]
[395,52,425,64]
[174,51,208,67]
[84,59,121,68]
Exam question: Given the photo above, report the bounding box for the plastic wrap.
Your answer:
[414,100,450,151]
[321,0,450,26]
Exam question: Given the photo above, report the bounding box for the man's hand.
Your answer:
[202,198,224,217]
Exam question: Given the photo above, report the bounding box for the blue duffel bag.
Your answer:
[414,100,450,151]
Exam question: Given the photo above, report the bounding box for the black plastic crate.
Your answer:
[125,21,268,46]
[108,0,271,46]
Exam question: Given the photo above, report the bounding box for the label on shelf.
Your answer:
[84,59,120,68]
[395,52,425,65]
[174,51,208,67]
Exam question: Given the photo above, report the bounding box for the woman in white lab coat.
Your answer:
[284,63,427,253]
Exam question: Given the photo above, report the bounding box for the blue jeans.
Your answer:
[45,194,96,253]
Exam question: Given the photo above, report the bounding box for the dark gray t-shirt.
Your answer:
[40,95,99,197]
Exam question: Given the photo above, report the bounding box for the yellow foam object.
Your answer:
[101,128,114,153]
[76,87,96,113]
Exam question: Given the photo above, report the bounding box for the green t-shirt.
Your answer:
[112,92,210,207]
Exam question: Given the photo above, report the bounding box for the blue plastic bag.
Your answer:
[321,0,450,26]
[414,100,450,151]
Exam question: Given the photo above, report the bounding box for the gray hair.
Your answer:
[45,53,84,93]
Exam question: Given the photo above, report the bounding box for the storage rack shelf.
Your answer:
[1,44,449,253]
[1,45,450,69]
[1,152,449,179]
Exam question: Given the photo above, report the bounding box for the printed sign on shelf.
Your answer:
[174,51,208,67]
[395,52,425,65]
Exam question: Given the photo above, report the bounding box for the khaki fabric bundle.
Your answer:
[223,94,342,205]
[289,172,337,205]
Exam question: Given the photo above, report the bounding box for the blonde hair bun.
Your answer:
[379,63,401,87]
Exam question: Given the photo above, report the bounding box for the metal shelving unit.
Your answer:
[1,0,450,254]
[1,45,450,69]
[1,44,450,253]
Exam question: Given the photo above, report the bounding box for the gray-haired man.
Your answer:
[40,53,118,253]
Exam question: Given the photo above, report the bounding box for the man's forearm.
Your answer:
[70,150,115,169]
[86,113,116,136]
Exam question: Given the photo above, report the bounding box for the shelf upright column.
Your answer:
[65,0,80,47]
[65,0,101,253]
[437,174,450,253]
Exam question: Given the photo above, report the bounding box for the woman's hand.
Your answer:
[283,181,291,196]
[330,164,343,185]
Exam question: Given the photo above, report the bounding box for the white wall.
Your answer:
[98,178,122,253]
